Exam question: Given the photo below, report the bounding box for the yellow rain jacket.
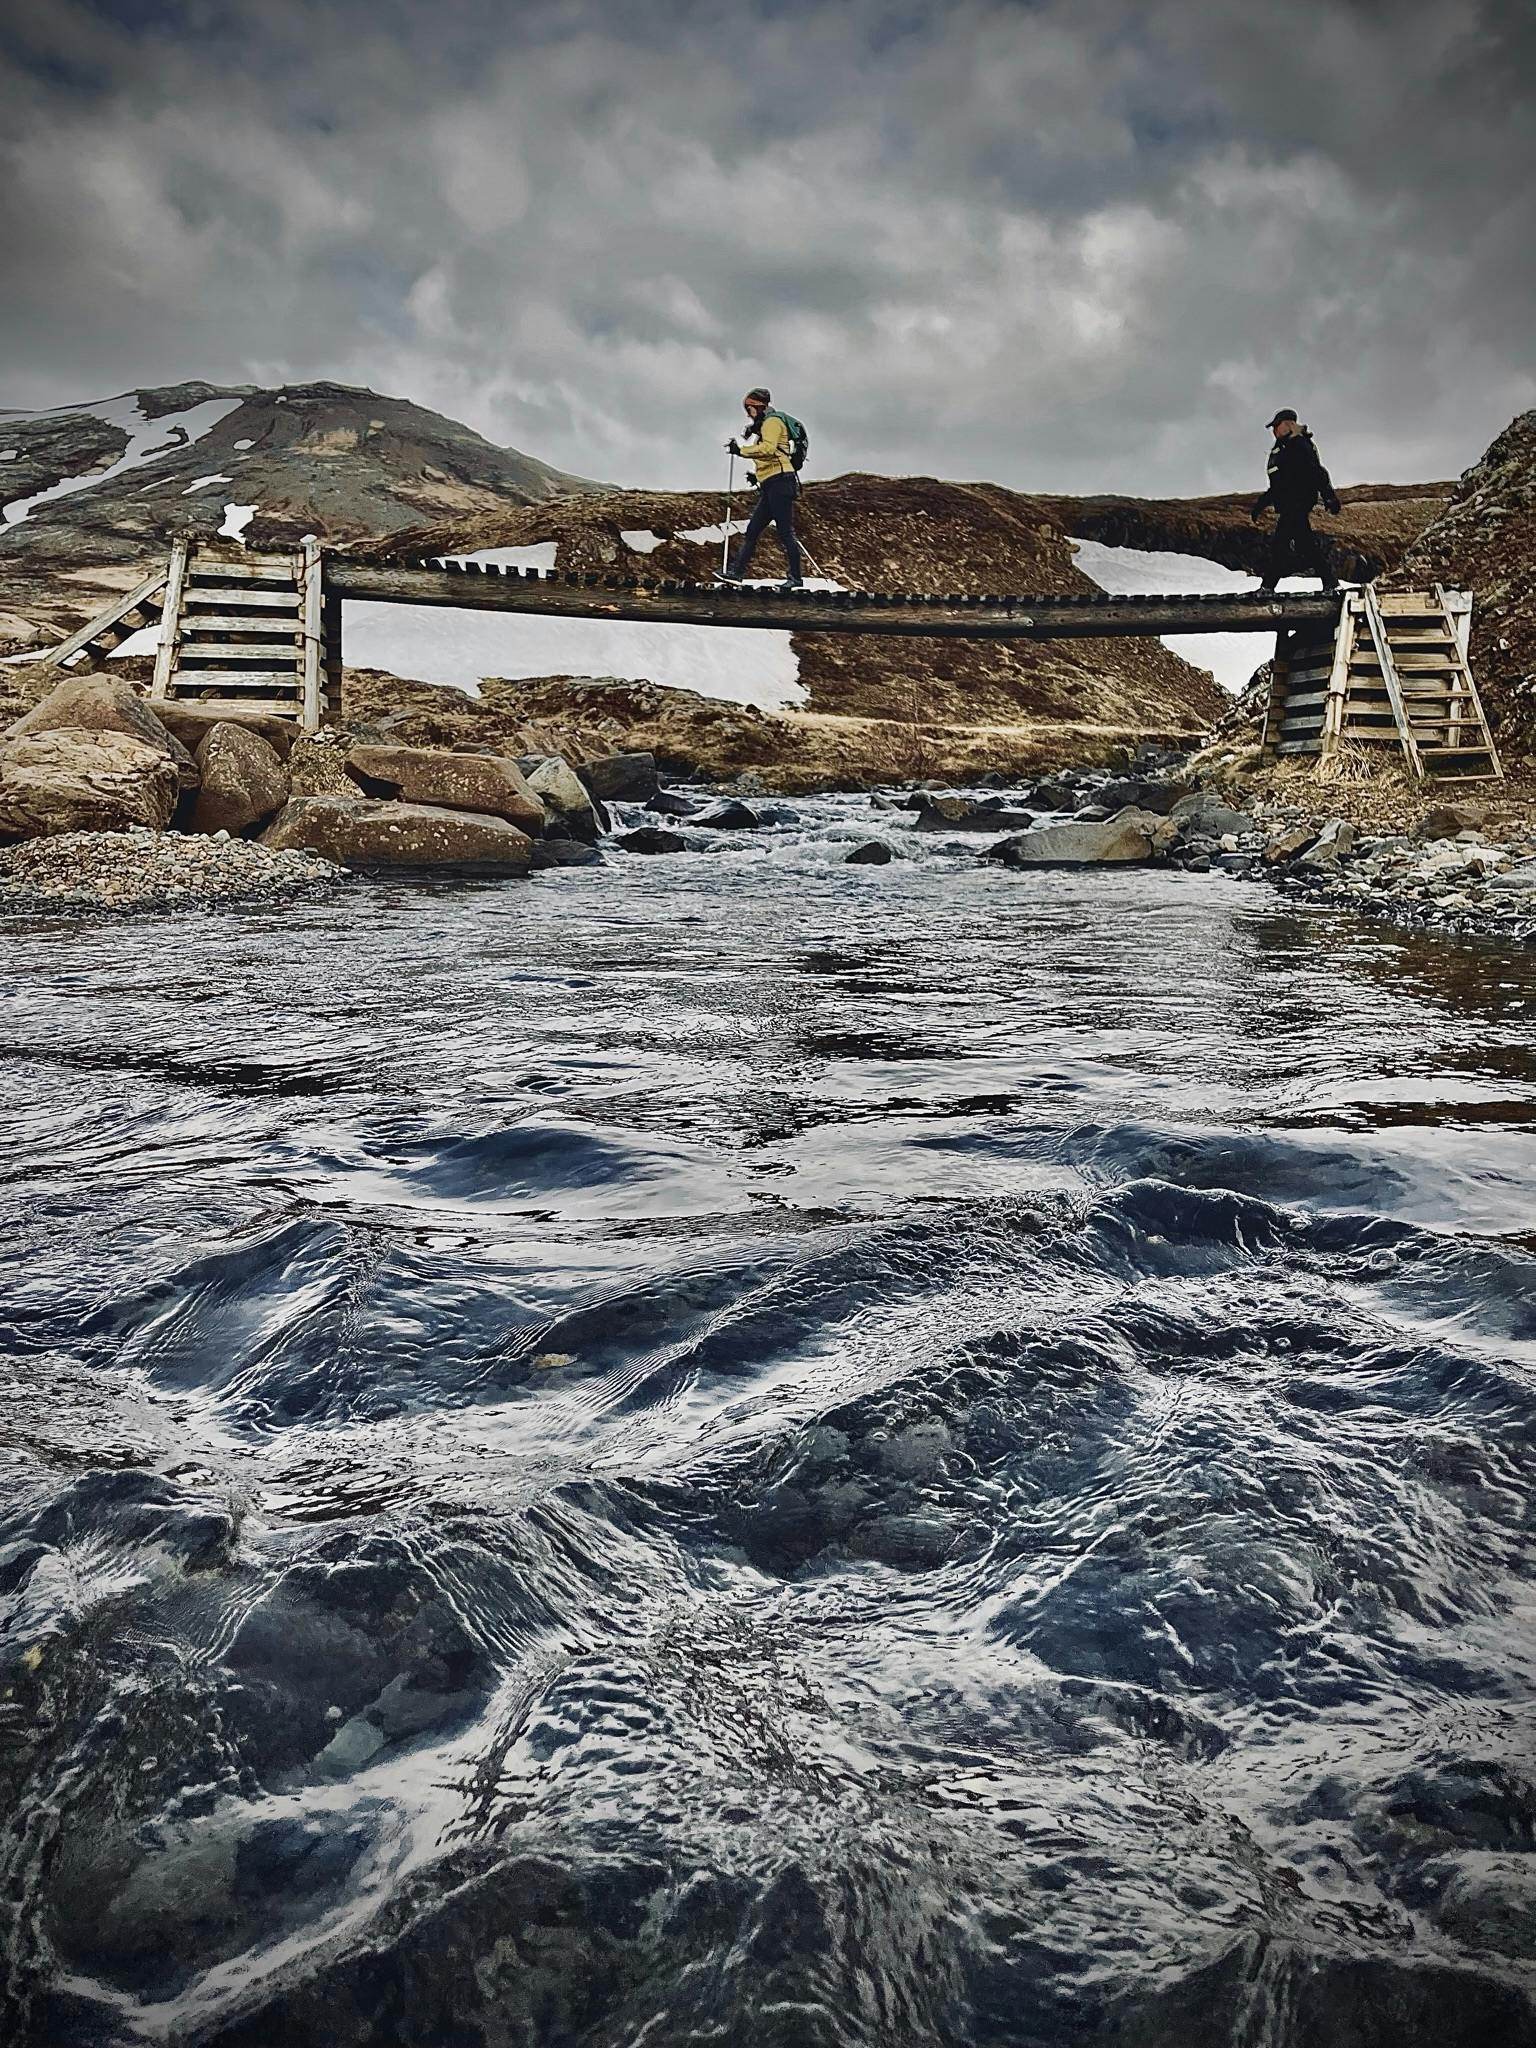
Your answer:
[736,412,796,483]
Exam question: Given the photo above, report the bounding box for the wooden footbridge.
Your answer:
[42,537,1502,782]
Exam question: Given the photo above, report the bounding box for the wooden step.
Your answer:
[176,638,302,661]
[183,585,301,610]
[167,668,303,691]
[1278,739,1323,755]
[187,560,297,583]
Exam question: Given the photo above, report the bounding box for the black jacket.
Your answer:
[1253,429,1338,515]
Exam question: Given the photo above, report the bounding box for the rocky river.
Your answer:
[2,796,1535,2046]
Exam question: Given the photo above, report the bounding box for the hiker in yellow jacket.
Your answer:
[723,388,803,589]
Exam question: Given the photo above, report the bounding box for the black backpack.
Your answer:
[765,408,809,472]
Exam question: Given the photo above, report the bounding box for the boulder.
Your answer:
[0,729,180,838]
[645,790,700,819]
[693,799,761,830]
[153,703,298,763]
[1263,823,1319,864]
[1170,792,1252,839]
[1074,803,1110,822]
[579,751,659,803]
[526,756,608,842]
[1486,860,1536,894]
[846,841,894,865]
[989,806,1177,867]
[261,797,533,873]
[7,671,198,792]
[1024,776,1079,811]
[914,800,1035,832]
[344,744,544,831]
[1414,801,1489,840]
[7,672,173,753]
[1101,775,1178,814]
[618,827,689,854]
[191,723,289,836]
[1296,819,1357,867]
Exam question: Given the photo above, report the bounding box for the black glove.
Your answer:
[1249,503,1266,523]
[1324,495,1341,516]
[725,438,740,456]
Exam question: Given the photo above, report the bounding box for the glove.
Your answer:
[725,438,740,456]
[1249,504,1265,523]
[1324,496,1341,516]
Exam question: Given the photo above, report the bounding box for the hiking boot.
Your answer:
[1320,575,1340,592]
[781,575,805,592]
[1256,578,1278,592]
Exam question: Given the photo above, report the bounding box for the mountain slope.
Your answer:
[0,380,601,635]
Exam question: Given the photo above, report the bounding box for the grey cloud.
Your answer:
[1,0,1532,496]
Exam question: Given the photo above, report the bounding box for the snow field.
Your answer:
[0,394,243,528]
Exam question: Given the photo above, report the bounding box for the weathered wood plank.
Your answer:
[149,539,190,704]
[300,535,324,732]
[176,642,302,663]
[178,614,304,636]
[325,562,1343,641]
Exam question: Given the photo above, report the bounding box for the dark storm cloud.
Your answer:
[1,0,1532,493]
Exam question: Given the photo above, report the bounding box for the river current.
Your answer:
[2,793,1534,2046]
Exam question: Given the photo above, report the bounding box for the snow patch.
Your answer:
[183,474,234,495]
[0,394,243,528]
[219,504,257,542]
[621,529,665,554]
[233,439,255,451]
[1071,538,1275,696]
[0,450,17,462]
[678,519,748,545]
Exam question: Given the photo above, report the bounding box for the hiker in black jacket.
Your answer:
[1251,408,1341,590]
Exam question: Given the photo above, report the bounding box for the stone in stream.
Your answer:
[692,798,761,830]
[913,797,1035,832]
[644,790,701,819]
[530,838,601,868]
[1169,792,1252,840]
[846,841,894,864]
[618,826,689,854]
[192,723,289,836]
[262,796,533,873]
[525,756,609,843]
[344,743,545,832]
[0,728,180,837]
[988,806,1178,867]
[578,751,659,803]
[1101,774,1179,814]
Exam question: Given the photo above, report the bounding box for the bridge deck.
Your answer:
[327,558,1341,641]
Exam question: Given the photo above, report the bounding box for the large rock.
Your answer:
[344,744,545,832]
[154,703,298,763]
[7,672,198,792]
[1414,801,1490,841]
[1170,792,1252,839]
[846,841,894,864]
[7,672,173,752]
[1263,822,1319,864]
[693,799,761,829]
[191,723,290,836]
[526,757,608,843]
[618,826,689,855]
[989,806,1178,867]
[0,728,180,838]
[579,751,659,803]
[914,799,1036,832]
[1296,819,1357,867]
[262,797,533,873]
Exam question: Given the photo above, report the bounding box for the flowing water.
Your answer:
[2,795,1535,2046]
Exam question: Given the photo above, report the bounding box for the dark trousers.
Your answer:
[732,471,802,580]
[1266,507,1335,587]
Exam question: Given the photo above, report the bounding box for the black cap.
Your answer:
[744,386,770,405]
[1267,407,1298,427]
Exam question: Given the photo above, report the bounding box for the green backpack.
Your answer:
[765,408,809,472]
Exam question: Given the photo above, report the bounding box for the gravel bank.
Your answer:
[0,827,346,913]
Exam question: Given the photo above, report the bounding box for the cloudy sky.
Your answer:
[2,0,1532,496]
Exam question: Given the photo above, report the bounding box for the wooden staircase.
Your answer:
[1262,586,1501,782]
[148,538,329,727]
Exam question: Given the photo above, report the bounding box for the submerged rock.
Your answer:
[263,797,533,873]
[618,826,689,854]
[846,841,894,864]
[693,799,762,830]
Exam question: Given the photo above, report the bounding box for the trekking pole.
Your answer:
[722,450,735,578]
